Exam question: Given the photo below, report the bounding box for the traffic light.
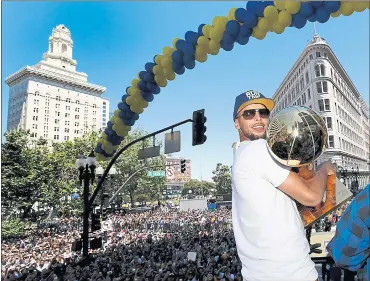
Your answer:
[181,159,186,173]
[192,109,207,146]
[101,208,108,221]
[91,213,101,232]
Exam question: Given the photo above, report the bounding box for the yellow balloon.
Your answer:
[160,56,173,69]
[195,45,207,58]
[277,10,292,27]
[257,18,270,32]
[125,96,136,106]
[212,16,222,26]
[163,46,174,56]
[131,79,140,88]
[113,125,129,137]
[272,22,285,34]
[284,1,301,14]
[217,17,228,28]
[155,76,168,87]
[264,6,279,21]
[340,2,354,16]
[197,36,209,45]
[228,8,237,20]
[202,25,212,38]
[152,65,164,76]
[130,105,144,114]
[274,0,286,11]
[209,28,224,42]
[252,28,267,40]
[209,49,219,55]
[196,53,208,63]
[154,55,163,65]
[172,38,180,49]
[164,70,176,81]
[114,109,121,117]
[354,1,367,12]
[209,39,221,52]
[95,153,104,162]
[139,100,149,109]
[331,10,341,17]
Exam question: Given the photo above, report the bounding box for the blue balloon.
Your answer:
[300,2,314,18]
[172,50,184,64]
[182,43,195,57]
[226,20,241,37]
[95,143,103,154]
[145,62,155,73]
[239,24,253,38]
[198,24,206,35]
[138,80,149,92]
[246,1,264,17]
[125,87,130,94]
[292,14,307,29]
[236,36,249,45]
[323,1,340,13]
[110,135,123,146]
[175,39,187,51]
[121,95,129,103]
[107,121,113,129]
[174,66,186,75]
[185,31,200,45]
[147,83,161,95]
[244,12,258,28]
[143,72,154,83]
[235,8,248,23]
[184,60,196,70]
[316,9,330,23]
[138,71,147,80]
[105,128,114,136]
[183,53,195,64]
[102,151,114,158]
[223,32,236,45]
[123,119,135,126]
[131,113,139,121]
[311,1,323,8]
[118,103,130,111]
[308,14,317,22]
[221,41,234,51]
[141,91,154,102]
[119,110,127,120]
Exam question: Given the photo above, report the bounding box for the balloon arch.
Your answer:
[94,0,369,161]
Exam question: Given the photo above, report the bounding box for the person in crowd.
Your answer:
[327,184,370,281]
[231,90,336,281]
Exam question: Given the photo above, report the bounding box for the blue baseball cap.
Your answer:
[233,90,275,120]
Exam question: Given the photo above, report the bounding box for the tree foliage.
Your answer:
[183,179,216,196]
[212,163,232,194]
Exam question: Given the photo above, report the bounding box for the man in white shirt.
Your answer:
[232,90,335,281]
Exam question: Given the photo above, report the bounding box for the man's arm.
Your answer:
[326,186,370,271]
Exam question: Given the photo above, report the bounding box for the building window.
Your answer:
[302,92,307,104]
[93,104,97,108]
[316,52,321,58]
[33,116,38,121]
[324,117,332,129]
[75,115,79,119]
[307,89,311,100]
[56,104,60,108]
[66,106,70,110]
[54,135,59,140]
[318,99,330,111]
[32,124,38,129]
[103,101,106,105]
[55,119,60,124]
[315,64,326,77]
[65,121,70,126]
[75,108,80,112]
[76,100,80,104]
[66,98,71,103]
[54,127,59,132]
[328,135,334,148]
[309,54,313,60]
[316,81,328,94]
[93,111,96,115]
[56,96,61,101]
[65,128,69,133]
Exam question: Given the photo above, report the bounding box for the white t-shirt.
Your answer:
[232,139,318,281]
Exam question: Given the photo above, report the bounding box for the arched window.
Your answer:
[315,64,326,77]
[62,44,67,54]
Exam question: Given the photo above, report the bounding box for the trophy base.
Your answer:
[298,178,353,228]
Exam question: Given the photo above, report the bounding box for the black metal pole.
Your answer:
[89,118,193,209]
[82,165,90,259]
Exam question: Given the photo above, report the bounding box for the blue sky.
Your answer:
[2,2,369,181]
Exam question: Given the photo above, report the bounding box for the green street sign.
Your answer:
[147,171,165,177]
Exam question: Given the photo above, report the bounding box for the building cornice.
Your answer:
[5,66,106,94]
[273,41,364,105]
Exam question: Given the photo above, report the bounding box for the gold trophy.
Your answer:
[266,106,353,228]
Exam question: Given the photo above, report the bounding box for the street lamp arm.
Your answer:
[89,118,193,209]
[109,165,163,203]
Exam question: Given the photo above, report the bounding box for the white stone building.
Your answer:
[271,32,370,189]
[5,24,109,144]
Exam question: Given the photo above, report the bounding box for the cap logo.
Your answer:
[245,90,261,99]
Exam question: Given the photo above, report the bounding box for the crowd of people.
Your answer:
[2,207,243,281]
[0,202,352,281]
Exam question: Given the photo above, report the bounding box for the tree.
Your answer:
[1,129,52,217]
[183,179,215,196]
[212,163,232,194]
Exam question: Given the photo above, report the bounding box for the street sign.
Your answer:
[147,171,166,177]
[165,131,181,154]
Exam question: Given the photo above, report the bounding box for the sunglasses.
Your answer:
[239,108,270,120]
